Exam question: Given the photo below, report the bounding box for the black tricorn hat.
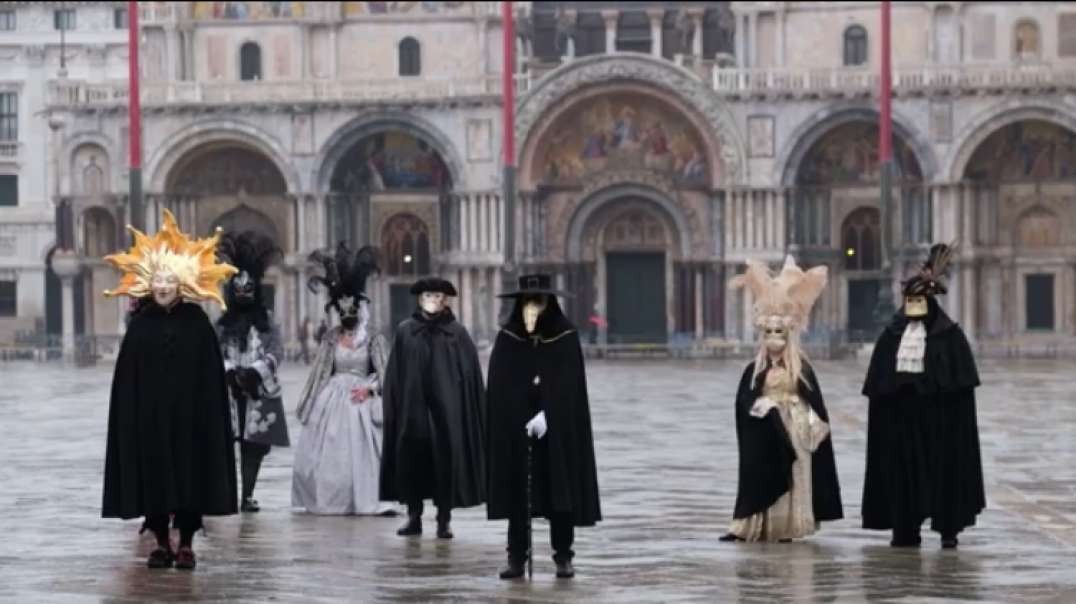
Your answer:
[409,277,458,297]
[497,273,573,299]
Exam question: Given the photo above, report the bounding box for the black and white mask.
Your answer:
[338,295,361,330]
[231,270,257,307]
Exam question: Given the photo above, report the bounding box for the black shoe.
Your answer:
[499,557,525,580]
[397,517,422,536]
[941,535,959,549]
[241,497,260,513]
[890,532,922,548]
[146,547,175,569]
[719,533,744,542]
[555,559,575,579]
[436,521,454,539]
[175,546,196,570]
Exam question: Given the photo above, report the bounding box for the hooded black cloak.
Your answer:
[486,297,602,527]
[380,307,487,508]
[102,301,238,519]
[731,359,843,521]
[861,298,985,534]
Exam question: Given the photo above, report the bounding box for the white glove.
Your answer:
[525,411,548,440]
[749,396,778,418]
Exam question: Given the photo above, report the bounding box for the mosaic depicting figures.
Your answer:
[535,94,710,186]
[331,132,450,193]
[965,120,1076,182]
[797,122,923,185]
[192,2,305,19]
[343,1,467,16]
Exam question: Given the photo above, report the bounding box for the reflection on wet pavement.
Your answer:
[1,358,1074,602]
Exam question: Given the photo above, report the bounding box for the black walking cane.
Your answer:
[526,436,534,580]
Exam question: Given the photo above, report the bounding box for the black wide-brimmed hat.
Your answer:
[410,277,458,297]
[497,273,573,299]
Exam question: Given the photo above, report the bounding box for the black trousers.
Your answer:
[407,499,451,524]
[144,511,203,537]
[508,512,574,563]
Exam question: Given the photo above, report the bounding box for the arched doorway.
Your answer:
[841,206,882,340]
[381,212,432,329]
[962,119,1076,337]
[601,208,668,344]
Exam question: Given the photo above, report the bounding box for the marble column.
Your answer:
[690,9,704,59]
[601,9,618,53]
[694,267,704,340]
[748,12,758,69]
[776,9,786,67]
[52,250,81,361]
[647,9,663,58]
[461,267,474,331]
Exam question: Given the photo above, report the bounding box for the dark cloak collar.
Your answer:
[409,306,458,336]
[885,296,956,339]
[500,297,576,343]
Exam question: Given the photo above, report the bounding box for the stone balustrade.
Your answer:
[712,62,1076,98]
[48,75,502,109]
[0,141,18,158]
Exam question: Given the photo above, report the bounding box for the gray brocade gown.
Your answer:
[291,330,393,515]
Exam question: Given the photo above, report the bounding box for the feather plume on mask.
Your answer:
[729,256,829,387]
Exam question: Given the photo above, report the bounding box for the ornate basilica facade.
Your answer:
[20,1,1076,356]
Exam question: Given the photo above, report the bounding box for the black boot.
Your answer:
[499,556,525,580]
[145,518,174,569]
[555,558,575,579]
[941,532,959,549]
[719,533,744,542]
[436,509,453,539]
[890,529,922,548]
[397,512,422,536]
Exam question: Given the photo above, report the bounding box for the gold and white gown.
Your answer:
[729,368,831,541]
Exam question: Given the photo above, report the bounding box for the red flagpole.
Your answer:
[127,0,144,230]
[875,0,896,325]
[498,1,517,323]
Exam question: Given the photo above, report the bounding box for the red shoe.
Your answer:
[175,546,196,570]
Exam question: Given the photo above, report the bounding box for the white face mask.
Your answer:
[151,271,180,308]
[763,325,788,356]
[522,296,548,334]
[419,292,446,315]
[905,295,928,318]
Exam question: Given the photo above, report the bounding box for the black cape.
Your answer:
[732,359,843,522]
[861,299,985,534]
[486,299,602,527]
[102,301,238,519]
[380,307,487,508]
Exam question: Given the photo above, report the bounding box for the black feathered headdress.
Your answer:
[307,242,380,309]
[902,241,958,297]
[217,230,282,283]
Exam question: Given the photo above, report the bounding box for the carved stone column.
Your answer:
[689,8,705,59]
[52,250,81,361]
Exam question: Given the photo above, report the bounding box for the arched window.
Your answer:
[240,42,262,81]
[381,213,431,276]
[399,37,421,76]
[842,207,881,271]
[843,25,868,66]
[1014,20,1041,60]
[83,208,116,258]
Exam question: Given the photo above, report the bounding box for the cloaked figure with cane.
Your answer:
[486,274,602,580]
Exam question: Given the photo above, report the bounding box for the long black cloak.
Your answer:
[861,299,985,534]
[486,299,602,527]
[732,359,843,522]
[102,301,238,519]
[380,307,486,509]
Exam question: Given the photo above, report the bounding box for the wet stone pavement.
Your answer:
[1,356,1075,602]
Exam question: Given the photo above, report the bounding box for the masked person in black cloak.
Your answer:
[101,210,239,570]
[719,257,843,543]
[486,275,601,580]
[216,231,291,513]
[381,277,486,538]
[862,242,985,549]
